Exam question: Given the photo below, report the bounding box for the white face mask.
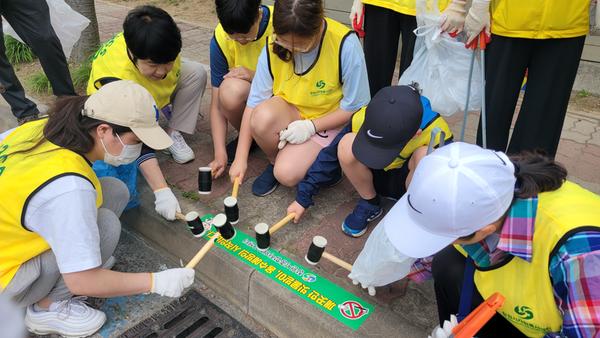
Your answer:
[101,133,142,166]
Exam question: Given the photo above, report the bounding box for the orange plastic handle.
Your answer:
[451,292,505,338]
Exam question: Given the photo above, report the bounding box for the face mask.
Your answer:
[101,133,142,166]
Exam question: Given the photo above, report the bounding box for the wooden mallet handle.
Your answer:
[232,177,241,199]
[175,212,186,221]
[269,213,296,234]
[322,251,353,271]
[185,233,220,268]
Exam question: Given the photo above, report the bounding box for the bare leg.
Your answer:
[338,133,377,200]
[250,96,300,162]
[274,141,323,187]
[218,78,250,131]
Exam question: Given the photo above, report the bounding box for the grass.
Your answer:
[27,58,92,95]
[4,35,35,64]
[181,190,200,201]
[577,90,591,98]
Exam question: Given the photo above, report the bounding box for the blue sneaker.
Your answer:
[341,199,383,237]
[252,164,279,196]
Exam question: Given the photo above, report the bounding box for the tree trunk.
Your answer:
[64,0,100,64]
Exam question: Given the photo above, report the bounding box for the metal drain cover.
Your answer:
[119,290,257,338]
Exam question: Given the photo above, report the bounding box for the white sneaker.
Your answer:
[166,131,195,164]
[25,297,106,337]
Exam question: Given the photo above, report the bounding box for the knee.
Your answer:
[273,161,304,187]
[97,208,122,258]
[250,102,279,135]
[182,62,208,89]
[100,177,130,206]
[338,133,357,166]
[218,78,249,112]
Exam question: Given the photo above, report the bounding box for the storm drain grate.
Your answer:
[119,290,257,338]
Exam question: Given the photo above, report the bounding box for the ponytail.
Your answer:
[509,151,567,198]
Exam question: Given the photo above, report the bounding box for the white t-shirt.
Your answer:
[1,129,102,274]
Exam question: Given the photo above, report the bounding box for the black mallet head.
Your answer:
[305,236,327,265]
[212,213,235,240]
[198,166,212,195]
[224,196,239,224]
[185,211,206,238]
[254,223,270,251]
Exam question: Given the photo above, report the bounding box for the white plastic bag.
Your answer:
[3,0,90,59]
[348,222,416,289]
[399,0,482,116]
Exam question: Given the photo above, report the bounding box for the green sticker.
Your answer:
[199,214,373,330]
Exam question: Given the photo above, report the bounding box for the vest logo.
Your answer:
[316,80,326,89]
[514,305,534,320]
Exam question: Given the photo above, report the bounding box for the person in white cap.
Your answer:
[350,142,600,337]
[0,81,195,337]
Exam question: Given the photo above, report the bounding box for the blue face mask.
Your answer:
[101,133,142,166]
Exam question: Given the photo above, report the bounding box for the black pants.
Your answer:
[477,34,586,158]
[363,4,416,98]
[432,246,526,337]
[0,0,75,119]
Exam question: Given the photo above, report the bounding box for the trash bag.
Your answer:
[399,0,482,116]
[93,161,140,210]
[3,0,90,59]
[348,221,416,288]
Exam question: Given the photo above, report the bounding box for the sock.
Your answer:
[365,195,380,206]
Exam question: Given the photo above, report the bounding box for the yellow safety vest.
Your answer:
[457,181,600,337]
[491,0,590,39]
[267,18,357,120]
[0,119,103,288]
[351,108,452,171]
[214,5,274,72]
[87,32,181,108]
[361,0,449,16]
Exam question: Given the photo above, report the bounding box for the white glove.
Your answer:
[428,315,459,338]
[441,0,467,33]
[347,222,416,297]
[154,187,181,221]
[349,0,364,23]
[278,120,316,149]
[151,268,195,297]
[464,0,491,44]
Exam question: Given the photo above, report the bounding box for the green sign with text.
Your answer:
[199,214,373,330]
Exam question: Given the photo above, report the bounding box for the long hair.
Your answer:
[509,151,567,198]
[272,0,323,61]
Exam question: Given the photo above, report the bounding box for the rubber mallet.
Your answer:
[184,233,220,268]
[305,236,353,271]
[212,213,236,240]
[254,213,296,251]
[231,176,241,199]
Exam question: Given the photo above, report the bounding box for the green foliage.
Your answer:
[182,190,200,201]
[71,59,92,91]
[27,71,52,95]
[577,90,591,98]
[4,35,35,64]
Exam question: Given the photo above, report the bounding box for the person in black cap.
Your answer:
[286,84,453,236]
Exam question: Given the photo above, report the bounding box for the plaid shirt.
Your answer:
[408,197,600,337]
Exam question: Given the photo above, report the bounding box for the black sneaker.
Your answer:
[17,113,39,126]
[226,137,258,165]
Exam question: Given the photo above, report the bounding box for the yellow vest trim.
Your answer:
[0,119,103,288]
[361,0,449,16]
[267,18,352,120]
[490,0,590,39]
[351,109,453,171]
[458,182,600,336]
[87,32,181,108]
[214,5,274,73]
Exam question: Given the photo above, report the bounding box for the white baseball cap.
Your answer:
[82,80,173,150]
[383,142,516,258]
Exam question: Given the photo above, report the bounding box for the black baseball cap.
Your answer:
[352,85,423,169]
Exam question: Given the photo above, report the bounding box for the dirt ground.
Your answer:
[106,0,218,29]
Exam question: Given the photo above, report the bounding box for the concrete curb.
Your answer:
[122,184,427,338]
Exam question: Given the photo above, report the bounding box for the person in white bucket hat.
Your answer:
[0,81,195,337]
[350,142,600,337]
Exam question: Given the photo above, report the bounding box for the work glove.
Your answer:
[428,315,459,338]
[441,0,467,34]
[350,0,365,37]
[154,187,181,221]
[278,120,316,149]
[347,223,416,296]
[464,0,491,44]
[151,268,195,297]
